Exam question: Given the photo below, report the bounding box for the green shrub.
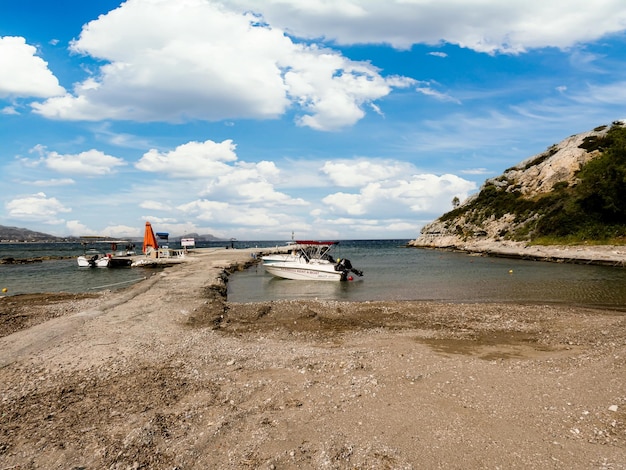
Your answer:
[439,123,626,244]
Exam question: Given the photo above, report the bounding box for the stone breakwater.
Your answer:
[409,237,626,267]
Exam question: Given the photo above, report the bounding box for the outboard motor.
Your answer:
[334,258,363,280]
[338,258,352,270]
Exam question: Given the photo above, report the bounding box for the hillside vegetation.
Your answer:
[423,121,626,245]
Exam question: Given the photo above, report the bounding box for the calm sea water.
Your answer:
[0,240,294,296]
[227,239,626,309]
[2,240,626,309]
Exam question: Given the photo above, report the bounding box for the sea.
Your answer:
[2,239,626,309]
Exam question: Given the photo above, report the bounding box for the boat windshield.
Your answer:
[296,241,337,263]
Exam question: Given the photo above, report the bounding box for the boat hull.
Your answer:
[108,257,133,268]
[77,255,109,268]
[264,263,344,281]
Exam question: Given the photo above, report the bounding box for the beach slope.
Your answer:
[1,248,625,469]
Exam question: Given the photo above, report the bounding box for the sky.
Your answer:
[1,0,626,241]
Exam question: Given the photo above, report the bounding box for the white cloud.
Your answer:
[2,106,19,115]
[229,0,626,53]
[137,139,307,206]
[136,140,238,178]
[574,81,626,105]
[415,84,461,104]
[322,192,365,215]
[0,36,65,98]
[285,51,415,130]
[100,224,143,238]
[32,148,127,176]
[201,160,307,205]
[140,200,171,211]
[30,178,76,186]
[6,192,71,224]
[322,174,476,218]
[177,199,282,227]
[460,168,490,175]
[30,0,412,131]
[65,220,140,238]
[321,159,416,187]
[65,220,97,236]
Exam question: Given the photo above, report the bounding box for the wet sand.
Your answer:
[1,247,625,469]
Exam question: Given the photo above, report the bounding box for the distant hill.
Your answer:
[411,121,626,247]
[0,225,66,242]
[0,225,224,243]
[176,232,223,242]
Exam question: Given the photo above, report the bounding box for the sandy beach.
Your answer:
[1,246,625,469]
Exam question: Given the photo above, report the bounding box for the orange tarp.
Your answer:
[142,221,159,253]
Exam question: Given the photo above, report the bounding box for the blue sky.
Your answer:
[1,0,625,241]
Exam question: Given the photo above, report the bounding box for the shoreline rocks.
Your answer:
[408,237,626,267]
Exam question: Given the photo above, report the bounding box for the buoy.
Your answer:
[348,276,353,281]
[2,287,7,293]
[508,269,513,274]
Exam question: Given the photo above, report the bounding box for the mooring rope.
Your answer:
[89,277,147,290]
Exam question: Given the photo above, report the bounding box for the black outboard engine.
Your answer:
[334,258,363,280]
[338,258,352,270]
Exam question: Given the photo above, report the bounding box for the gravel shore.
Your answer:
[1,247,625,469]
[409,238,626,267]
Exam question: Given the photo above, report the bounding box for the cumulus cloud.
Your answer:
[137,139,307,206]
[136,140,238,178]
[65,220,97,236]
[177,199,282,227]
[0,36,65,98]
[29,146,126,176]
[322,174,476,218]
[6,192,71,223]
[229,0,626,53]
[31,0,412,130]
[200,160,307,205]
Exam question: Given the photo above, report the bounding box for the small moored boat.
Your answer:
[263,241,363,281]
[77,249,110,268]
[77,237,135,268]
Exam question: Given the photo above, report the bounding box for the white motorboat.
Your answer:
[261,250,300,265]
[77,238,134,268]
[77,249,110,268]
[263,241,363,281]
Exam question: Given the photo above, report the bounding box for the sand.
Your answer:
[1,247,625,469]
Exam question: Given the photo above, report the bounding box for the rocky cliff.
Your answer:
[410,121,625,249]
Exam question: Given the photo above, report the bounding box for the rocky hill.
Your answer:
[0,225,65,242]
[411,121,626,249]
